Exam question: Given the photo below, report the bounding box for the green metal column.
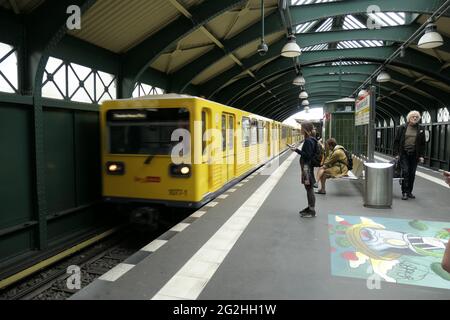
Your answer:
[26,0,99,249]
[33,98,48,249]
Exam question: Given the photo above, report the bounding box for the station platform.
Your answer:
[71,151,450,300]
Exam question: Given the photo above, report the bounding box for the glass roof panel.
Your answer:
[368,12,407,27]
[315,17,333,32]
[343,15,367,30]
[295,21,317,33]
[291,0,338,5]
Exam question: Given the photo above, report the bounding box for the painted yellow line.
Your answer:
[0,227,120,290]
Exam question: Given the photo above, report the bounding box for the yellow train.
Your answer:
[100,94,301,209]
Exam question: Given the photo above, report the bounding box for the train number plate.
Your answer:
[169,189,188,196]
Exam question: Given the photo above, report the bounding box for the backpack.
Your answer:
[310,139,324,167]
[343,149,353,171]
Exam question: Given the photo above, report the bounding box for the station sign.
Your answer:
[355,93,370,126]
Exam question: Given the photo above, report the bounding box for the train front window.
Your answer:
[107,108,190,155]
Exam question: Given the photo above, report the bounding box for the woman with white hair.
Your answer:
[393,111,426,200]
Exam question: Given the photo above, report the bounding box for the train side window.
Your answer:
[222,114,226,151]
[242,117,250,147]
[229,116,234,150]
[257,120,264,144]
[250,119,257,145]
[202,111,207,154]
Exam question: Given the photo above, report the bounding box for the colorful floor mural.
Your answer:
[328,215,450,290]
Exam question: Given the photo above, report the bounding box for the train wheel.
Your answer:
[130,206,161,231]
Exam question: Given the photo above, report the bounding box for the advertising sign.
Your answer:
[355,93,370,126]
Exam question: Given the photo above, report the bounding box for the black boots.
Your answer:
[402,193,415,200]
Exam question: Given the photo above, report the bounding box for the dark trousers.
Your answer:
[302,165,316,208]
[400,152,418,194]
[304,184,315,208]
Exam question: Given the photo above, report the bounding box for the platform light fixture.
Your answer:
[293,74,306,86]
[304,106,310,113]
[281,34,302,57]
[352,0,450,99]
[301,99,309,106]
[358,89,368,98]
[418,20,444,49]
[257,0,268,56]
[299,90,308,99]
[376,69,391,82]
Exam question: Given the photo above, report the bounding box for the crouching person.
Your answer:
[316,138,349,194]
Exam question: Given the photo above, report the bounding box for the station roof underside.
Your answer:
[1,0,450,121]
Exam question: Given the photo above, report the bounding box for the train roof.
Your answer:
[106,94,297,127]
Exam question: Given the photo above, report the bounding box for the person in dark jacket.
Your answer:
[393,110,426,200]
[289,121,317,218]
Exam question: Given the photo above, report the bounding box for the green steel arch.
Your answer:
[233,65,450,109]
[167,0,449,93]
[120,0,247,97]
[203,46,450,100]
[223,64,379,105]
[264,85,421,119]
[237,74,370,109]
[173,24,417,92]
[241,73,436,119]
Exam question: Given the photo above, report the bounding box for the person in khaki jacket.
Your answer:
[315,138,348,194]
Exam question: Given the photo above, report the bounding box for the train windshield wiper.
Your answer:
[144,155,155,164]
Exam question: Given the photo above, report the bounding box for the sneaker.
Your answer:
[402,193,408,200]
[407,193,415,199]
[299,207,310,214]
[313,183,318,189]
[300,209,316,218]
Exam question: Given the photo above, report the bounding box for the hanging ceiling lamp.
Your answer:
[256,0,268,56]
[293,74,306,86]
[376,69,391,82]
[358,89,368,98]
[301,99,309,106]
[304,106,310,113]
[281,34,302,57]
[299,90,308,99]
[418,21,443,49]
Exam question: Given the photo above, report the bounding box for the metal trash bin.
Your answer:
[364,162,394,208]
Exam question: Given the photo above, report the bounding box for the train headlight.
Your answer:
[106,162,125,175]
[180,166,190,175]
[169,164,192,178]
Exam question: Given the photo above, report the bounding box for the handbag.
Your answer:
[391,158,402,178]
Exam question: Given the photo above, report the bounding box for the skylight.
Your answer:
[315,18,333,32]
[343,15,367,30]
[295,21,318,33]
[302,43,329,52]
[337,40,383,49]
[291,0,338,5]
[331,61,370,66]
[367,12,406,27]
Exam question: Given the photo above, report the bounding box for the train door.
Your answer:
[221,113,235,182]
[228,114,235,180]
[267,122,271,158]
[202,109,213,191]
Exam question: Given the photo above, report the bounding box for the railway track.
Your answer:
[0,228,131,300]
[0,207,194,300]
